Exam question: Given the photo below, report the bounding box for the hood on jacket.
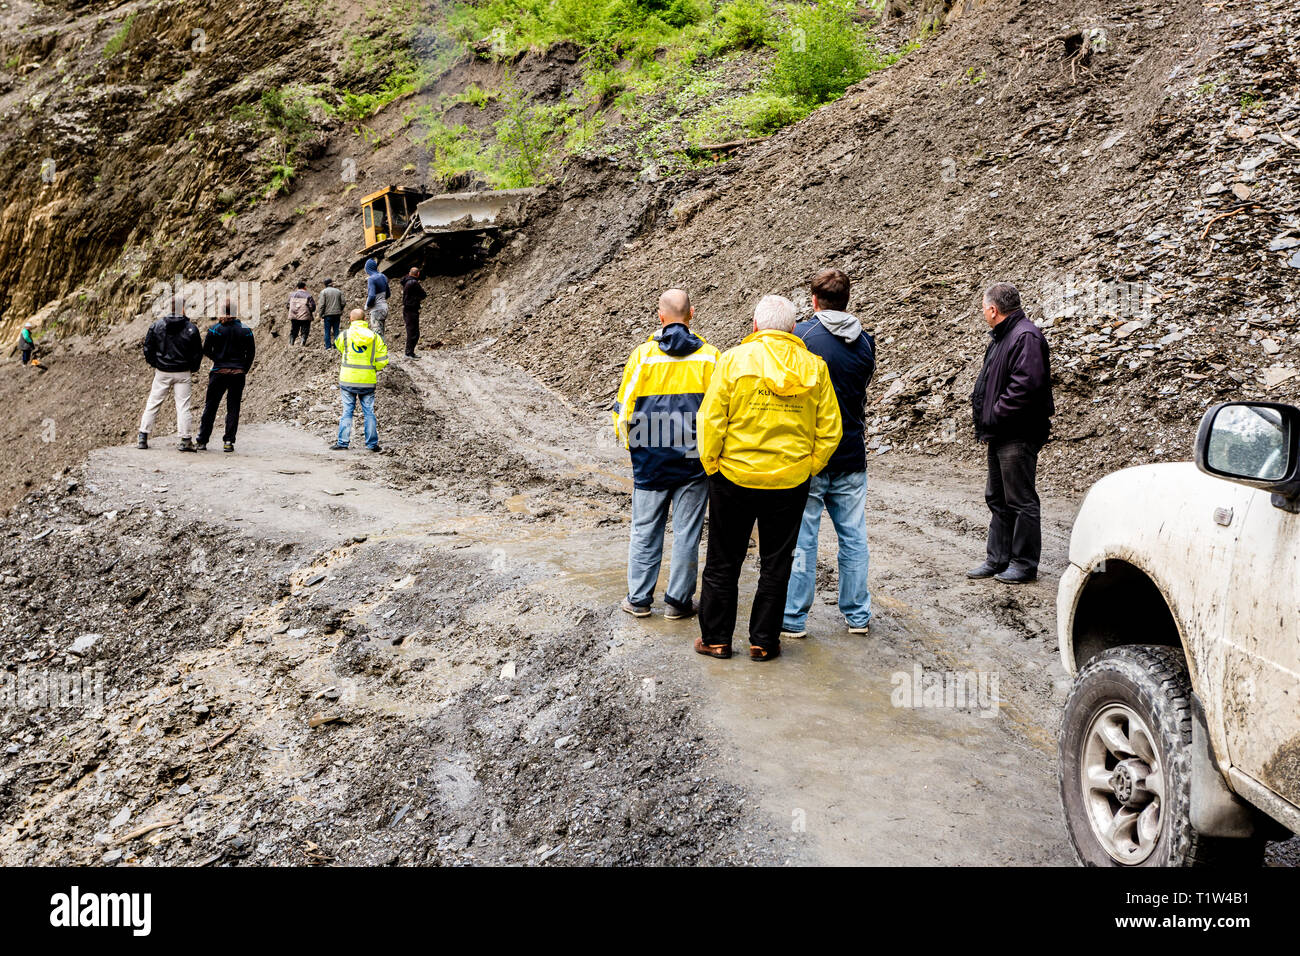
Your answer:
[364,259,379,276]
[740,330,819,396]
[164,314,189,326]
[653,322,705,357]
[814,310,862,343]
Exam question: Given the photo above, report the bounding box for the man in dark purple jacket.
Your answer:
[968,282,1054,583]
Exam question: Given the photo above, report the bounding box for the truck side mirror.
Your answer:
[1196,401,1300,511]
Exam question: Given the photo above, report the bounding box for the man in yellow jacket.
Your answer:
[330,308,388,452]
[694,295,842,661]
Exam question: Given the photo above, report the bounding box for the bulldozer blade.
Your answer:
[415,188,538,232]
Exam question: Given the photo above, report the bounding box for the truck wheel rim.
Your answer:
[1080,703,1164,864]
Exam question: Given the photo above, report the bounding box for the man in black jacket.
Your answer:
[968,282,1054,583]
[400,267,426,358]
[138,296,203,451]
[196,299,256,453]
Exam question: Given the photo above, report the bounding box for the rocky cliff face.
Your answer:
[0,0,386,342]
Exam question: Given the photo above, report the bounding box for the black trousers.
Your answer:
[290,318,312,344]
[404,312,419,356]
[984,438,1042,573]
[699,473,809,651]
[198,372,246,445]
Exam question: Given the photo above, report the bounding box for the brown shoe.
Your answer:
[693,636,732,660]
[749,644,781,662]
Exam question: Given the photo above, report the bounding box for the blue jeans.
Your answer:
[783,470,871,631]
[627,477,708,610]
[337,387,378,449]
[323,315,341,349]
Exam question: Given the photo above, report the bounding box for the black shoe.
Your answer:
[329,443,349,451]
[178,438,196,453]
[195,442,207,451]
[966,562,1007,579]
[368,445,382,453]
[994,566,1037,584]
[137,432,148,450]
[223,442,234,453]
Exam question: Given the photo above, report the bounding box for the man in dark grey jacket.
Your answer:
[968,282,1054,583]
[319,279,345,351]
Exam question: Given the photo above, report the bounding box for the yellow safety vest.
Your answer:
[336,320,388,386]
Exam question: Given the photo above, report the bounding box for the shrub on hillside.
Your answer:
[769,0,883,106]
[708,0,777,55]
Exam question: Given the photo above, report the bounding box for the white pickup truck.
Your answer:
[1056,401,1300,866]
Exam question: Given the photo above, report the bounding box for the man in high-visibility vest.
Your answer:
[330,308,388,453]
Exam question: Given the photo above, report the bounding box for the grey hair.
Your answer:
[983,282,1021,315]
[754,294,797,332]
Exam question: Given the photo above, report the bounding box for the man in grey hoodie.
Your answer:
[782,268,877,640]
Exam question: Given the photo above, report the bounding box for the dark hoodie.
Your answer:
[795,311,876,473]
[364,259,389,309]
[143,314,202,372]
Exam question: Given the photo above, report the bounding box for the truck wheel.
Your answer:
[1058,645,1262,867]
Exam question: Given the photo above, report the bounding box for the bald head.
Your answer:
[350,308,366,323]
[657,288,692,327]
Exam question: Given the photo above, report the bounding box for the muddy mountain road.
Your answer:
[4,348,1087,865]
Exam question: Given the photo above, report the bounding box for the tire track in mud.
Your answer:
[392,349,1077,863]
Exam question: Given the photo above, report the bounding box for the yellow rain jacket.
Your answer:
[335,318,388,387]
[697,329,842,489]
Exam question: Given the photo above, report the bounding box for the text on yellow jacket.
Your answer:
[696,329,843,489]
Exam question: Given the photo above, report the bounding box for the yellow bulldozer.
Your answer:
[348,185,537,278]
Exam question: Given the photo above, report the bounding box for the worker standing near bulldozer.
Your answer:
[400,267,426,358]
[363,258,390,339]
[318,279,346,352]
[330,308,388,453]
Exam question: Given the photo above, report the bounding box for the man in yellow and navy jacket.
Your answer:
[330,308,388,453]
[693,294,842,662]
[613,289,719,621]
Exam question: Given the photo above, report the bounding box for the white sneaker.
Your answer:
[780,630,807,640]
[847,624,870,635]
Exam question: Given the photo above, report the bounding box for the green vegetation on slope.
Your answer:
[431,0,910,183]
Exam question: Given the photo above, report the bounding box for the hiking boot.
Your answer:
[223,442,235,453]
[195,442,207,451]
[663,600,697,621]
[178,438,196,453]
[966,561,1006,579]
[136,432,149,450]
[620,597,651,618]
[994,566,1037,584]
[329,443,349,451]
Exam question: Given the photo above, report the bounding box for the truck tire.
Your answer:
[1058,645,1263,867]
